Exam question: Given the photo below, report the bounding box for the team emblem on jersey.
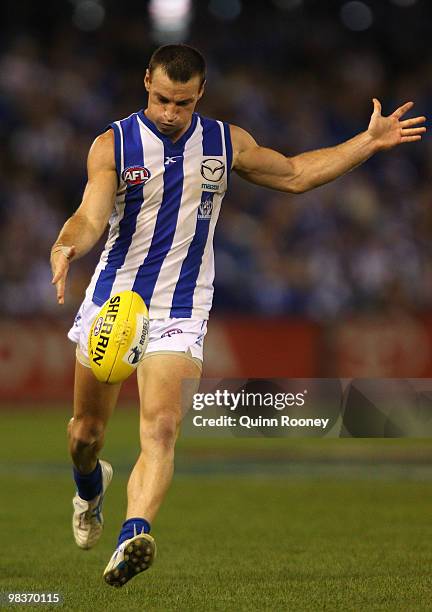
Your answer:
[122,165,151,185]
[198,197,213,220]
[201,158,225,182]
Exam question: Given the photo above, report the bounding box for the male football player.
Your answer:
[50,44,426,587]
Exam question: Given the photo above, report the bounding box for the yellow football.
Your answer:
[88,290,149,384]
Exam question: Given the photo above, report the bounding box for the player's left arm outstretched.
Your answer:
[231,99,426,193]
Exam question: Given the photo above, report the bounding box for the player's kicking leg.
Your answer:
[69,358,121,549]
[103,353,201,587]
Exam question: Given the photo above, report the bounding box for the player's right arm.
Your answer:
[50,129,117,305]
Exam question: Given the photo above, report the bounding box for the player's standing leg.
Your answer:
[69,359,121,549]
[103,354,201,587]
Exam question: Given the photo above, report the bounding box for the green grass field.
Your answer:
[1,409,432,611]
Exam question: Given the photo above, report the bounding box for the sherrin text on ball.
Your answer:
[88,290,149,384]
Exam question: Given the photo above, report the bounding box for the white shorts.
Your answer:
[68,297,207,370]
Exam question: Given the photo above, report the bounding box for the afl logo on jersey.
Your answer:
[201,158,225,182]
[122,166,151,185]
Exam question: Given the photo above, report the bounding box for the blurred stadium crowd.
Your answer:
[1,0,432,320]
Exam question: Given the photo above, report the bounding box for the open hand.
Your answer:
[367,99,426,150]
[50,245,76,305]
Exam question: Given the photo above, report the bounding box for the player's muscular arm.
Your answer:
[51,129,117,304]
[231,99,426,194]
[53,129,117,256]
[232,128,375,194]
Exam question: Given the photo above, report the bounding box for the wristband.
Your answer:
[51,244,73,260]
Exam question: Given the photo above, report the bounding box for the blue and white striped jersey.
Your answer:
[85,110,232,319]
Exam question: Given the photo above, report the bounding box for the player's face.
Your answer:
[144,67,204,139]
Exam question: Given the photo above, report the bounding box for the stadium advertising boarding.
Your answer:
[4,315,432,403]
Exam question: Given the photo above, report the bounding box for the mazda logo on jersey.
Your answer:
[122,166,151,185]
[200,159,225,182]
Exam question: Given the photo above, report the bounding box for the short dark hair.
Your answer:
[148,44,206,86]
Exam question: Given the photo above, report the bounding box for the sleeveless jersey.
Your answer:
[85,110,232,319]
